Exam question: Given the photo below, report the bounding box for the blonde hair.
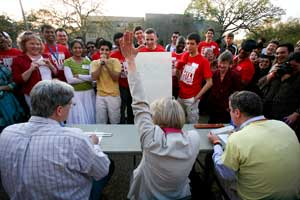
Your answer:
[17,31,44,53]
[150,97,185,129]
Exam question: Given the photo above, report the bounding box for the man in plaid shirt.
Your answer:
[0,80,111,200]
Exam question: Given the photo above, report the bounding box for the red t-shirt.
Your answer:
[233,57,254,84]
[91,51,101,60]
[110,50,129,88]
[139,44,165,52]
[198,41,220,57]
[176,52,212,99]
[172,52,184,89]
[0,48,22,69]
[43,43,71,81]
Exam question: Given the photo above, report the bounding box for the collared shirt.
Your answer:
[0,116,110,200]
[212,115,265,180]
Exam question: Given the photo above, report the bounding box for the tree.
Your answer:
[185,0,285,38]
[26,0,106,40]
[0,15,29,44]
[247,18,300,45]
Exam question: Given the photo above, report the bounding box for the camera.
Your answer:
[275,62,293,78]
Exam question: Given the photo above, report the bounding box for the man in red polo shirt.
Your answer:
[232,39,257,87]
[198,28,220,58]
[139,28,165,52]
[176,33,213,123]
[41,24,71,81]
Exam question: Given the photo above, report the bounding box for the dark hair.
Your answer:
[173,31,180,35]
[113,32,123,42]
[86,41,95,46]
[133,26,143,33]
[55,28,68,36]
[187,32,201,44]
[70,39,84,49]
[241,39,257,52]
[41,24,55,33]
[95,37,104,49]
[176,36,185,46]
[269,39,279,46]
[226,32,234,38]
[288,52,300,63]
[278,43,294,54]
[207,28,215,34]
[144,28,156,35]
[229,91,263,117]
[98,40,112,50]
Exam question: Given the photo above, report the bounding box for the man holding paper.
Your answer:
[208,91,300,200]
[0,80,111,200]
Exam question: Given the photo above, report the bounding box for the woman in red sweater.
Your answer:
[12,31,57,109]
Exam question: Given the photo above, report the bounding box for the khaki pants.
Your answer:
[96,95,121,124]
[177,97,199,124]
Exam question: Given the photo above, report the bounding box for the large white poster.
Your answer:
[135,52,172,103]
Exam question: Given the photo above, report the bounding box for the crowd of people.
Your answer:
[0,24,300,200]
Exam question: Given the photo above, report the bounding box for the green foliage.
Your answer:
[247,18,300,45]
[185,0,285,38]
[0,15,30,44]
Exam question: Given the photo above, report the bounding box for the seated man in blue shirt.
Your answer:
[0,80,112,200]
[208,91,300,200]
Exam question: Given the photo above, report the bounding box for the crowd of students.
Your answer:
[1,25,299,138]
[0,24,300,200]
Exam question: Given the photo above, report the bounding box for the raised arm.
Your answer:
[120,31,156,148]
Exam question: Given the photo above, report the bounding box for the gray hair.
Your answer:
[30,80,74,117]
[229,91,263,117]
[218,51,233,64]
[150,97,185,129]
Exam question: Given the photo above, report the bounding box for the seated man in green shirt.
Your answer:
[208,91,300,200]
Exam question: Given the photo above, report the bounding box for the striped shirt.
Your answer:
[0,116,110,200]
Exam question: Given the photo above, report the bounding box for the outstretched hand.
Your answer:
[120,31,139,62]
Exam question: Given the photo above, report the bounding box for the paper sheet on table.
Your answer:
[218,134,229,144]
[84,132,113,137]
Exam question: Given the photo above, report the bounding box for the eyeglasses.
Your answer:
[65,101,76,107]
[100,48,110,51]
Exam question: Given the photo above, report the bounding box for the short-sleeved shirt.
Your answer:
[222,120,300,200]
[0,48,22,70]
[91,52,101,61]
[233,57,255,84]
[91,58,121,96]
[176,52,212,99]
[198,41,220,57]
[138,44,165,52]
[110,49,129,88]
[171,52,183,89]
